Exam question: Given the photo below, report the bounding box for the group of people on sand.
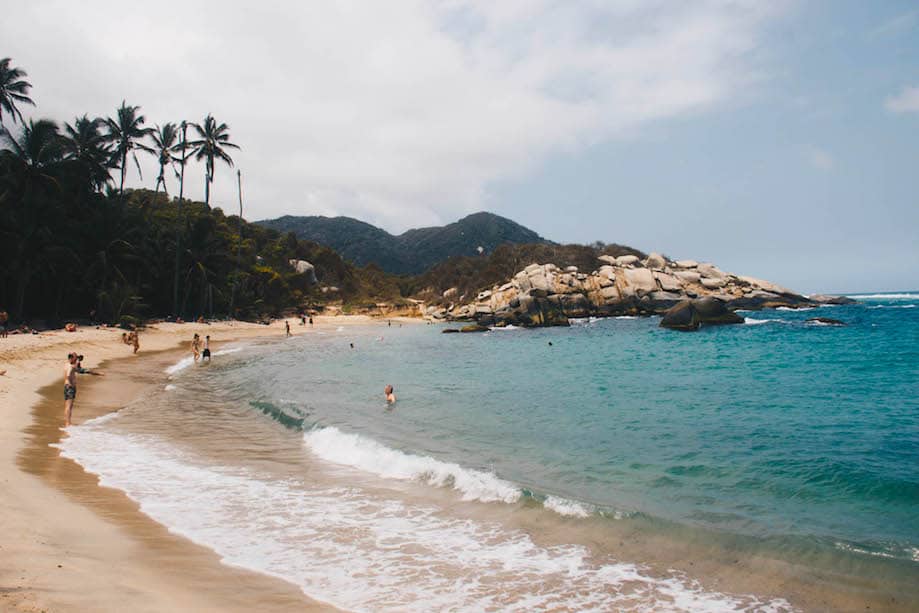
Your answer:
[191,333,211,362]
[121,330,140,353]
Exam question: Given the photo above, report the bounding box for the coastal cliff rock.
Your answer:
[660,297,744,330]
[425,253,826,329]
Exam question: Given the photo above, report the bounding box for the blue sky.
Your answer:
[5,1,918,293]
[492,1,919,293]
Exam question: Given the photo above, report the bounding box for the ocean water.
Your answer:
[57,293,919,611]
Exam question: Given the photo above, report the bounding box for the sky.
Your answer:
[4,0,918,293]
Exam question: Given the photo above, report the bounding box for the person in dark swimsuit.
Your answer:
[202,335,211,361]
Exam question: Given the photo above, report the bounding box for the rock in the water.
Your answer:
[809,294,857,305]
[441,328,460,333]
[660,297,744,331]
[806,317,846,326]
[460,324,489,333]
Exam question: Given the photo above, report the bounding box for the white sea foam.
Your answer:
[164,384,177,391]
[849,293,919,300]
[489,324,521,331]
[776,306,815,312]
[303,426,522,504]
[543,495,592,518]
[744,318,783,325]
[164,346,243,375]
[616,315,638,319]
[55,424,793,612]
[867,304,916,309]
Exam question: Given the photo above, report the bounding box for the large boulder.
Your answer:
[673,270,701,284]
[288,259,318,284]
[622,267,658,296]
[644,252,667,270]
[654,272,683,292]
[674,260,698,268]
[660,297,744,331]
[615,255,640,267]
[697,263,727,279]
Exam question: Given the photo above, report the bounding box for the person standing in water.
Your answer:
[202,335,211,361]
[63,352,103,426]
[131,330,140,354]
[192,333,201,362]
[385,384,396,404]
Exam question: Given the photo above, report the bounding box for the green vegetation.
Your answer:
[258,210,552,275]
[0,56,646,327]
[0,57,402,326]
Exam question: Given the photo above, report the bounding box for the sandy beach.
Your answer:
[0,317,392,612]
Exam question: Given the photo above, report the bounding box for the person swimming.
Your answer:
[385,384,396,404]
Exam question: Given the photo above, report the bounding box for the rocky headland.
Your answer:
[422,253,853,331]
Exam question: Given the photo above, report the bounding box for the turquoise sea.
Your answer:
[59,293,919,611]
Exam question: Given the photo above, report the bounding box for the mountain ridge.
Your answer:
[257,211,552,275]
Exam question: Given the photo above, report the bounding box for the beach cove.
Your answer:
[3,296,916,611]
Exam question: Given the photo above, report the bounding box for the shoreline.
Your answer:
[0,317,382,612]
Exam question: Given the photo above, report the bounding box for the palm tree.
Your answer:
[0,58,35,127]
[62,115,112,191]
[0,119,66,319]
[150,122,179,198]
[105,101,153,196]
[190,114,239,207]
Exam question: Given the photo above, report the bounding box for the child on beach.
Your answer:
[285,320,291,337]
[192,333,201,362]
[385,384,396,404]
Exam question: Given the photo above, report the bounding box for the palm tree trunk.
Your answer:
[15,263,30,322]
[174,125,186,317]
[120,149,127,195]
[204,172,210,207]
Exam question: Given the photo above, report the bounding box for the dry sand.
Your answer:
[0,317,385,612]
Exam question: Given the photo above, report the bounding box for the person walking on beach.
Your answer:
[131,330,140,354]
[202,335,211,361]
[385,384,396,404]
[63,352,103,426]
[285,320,291,337]
[192,333,201,362]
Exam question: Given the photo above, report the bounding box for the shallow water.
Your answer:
[58,293,919,610]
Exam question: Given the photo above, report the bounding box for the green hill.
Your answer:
[257,211,552,275]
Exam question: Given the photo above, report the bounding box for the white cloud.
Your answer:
[6,0,788,230]
[885,86,919,113]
